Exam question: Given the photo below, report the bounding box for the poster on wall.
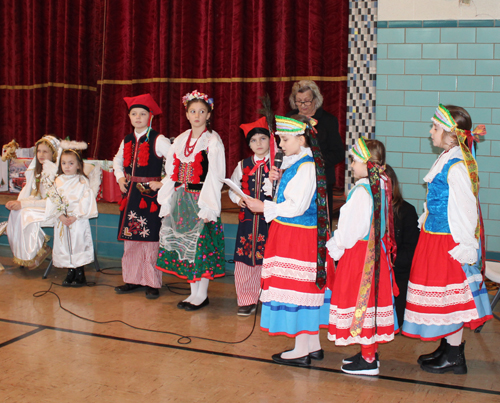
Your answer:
[0,159,8,192]
[8,158,32,193]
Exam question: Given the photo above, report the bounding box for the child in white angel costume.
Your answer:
[44,141,99,286]
[4,135,61,269]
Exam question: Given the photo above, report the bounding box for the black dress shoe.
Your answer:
[309,349,324,360]
[114,283,145,294]
[71,267,87,287]
[62,268,76,287]
[184,297,210,311]
[145,287,159,299]
[177,300,189,309]
[272,352,311,367]
[237,304,256,316]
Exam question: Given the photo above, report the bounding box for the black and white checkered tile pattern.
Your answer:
[345,0,377,190]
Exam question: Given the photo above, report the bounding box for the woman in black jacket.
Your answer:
[287,80,344,222]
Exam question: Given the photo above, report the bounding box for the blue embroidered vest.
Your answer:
[423,157,462,234]
[275,155,317,228]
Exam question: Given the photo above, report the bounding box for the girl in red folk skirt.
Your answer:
[325,138,397,376]
[246,115,330,368]
[402,105,492,375]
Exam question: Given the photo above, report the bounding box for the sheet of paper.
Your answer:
[223,178,249,199]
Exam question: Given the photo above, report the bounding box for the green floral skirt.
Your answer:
[156,188,225,282]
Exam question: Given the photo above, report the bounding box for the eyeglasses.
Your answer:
[295,100,313,107]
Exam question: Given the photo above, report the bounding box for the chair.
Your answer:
[474,260,500,333]
[42,162,102,279]
[485,260,500,321]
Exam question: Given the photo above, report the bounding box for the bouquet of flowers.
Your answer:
[42,174,69,217]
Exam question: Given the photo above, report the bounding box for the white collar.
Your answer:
[134,128,148,139]
[423,146,462,183]
[281,147,312,170]
[253,152,270,162]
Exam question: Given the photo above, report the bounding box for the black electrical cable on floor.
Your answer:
[32,278,259,346]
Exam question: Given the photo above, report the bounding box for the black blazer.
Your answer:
[287,107,344,185]
[393,200,420,280]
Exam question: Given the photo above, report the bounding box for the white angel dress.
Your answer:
[45,174,98,268]
[6,159,59,266]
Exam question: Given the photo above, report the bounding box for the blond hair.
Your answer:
[289,80,324,110]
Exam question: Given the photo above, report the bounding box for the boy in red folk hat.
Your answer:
[229,117,272,316]
[113,94,170,299]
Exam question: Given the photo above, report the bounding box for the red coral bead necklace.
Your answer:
[184,129,207,157]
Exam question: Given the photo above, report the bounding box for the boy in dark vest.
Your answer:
[229,117,272,316]
[112,94,170,299]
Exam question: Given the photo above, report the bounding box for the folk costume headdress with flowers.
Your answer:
[170,91,214,189]
[275,114,328,289]
[182,90,214,110]
[431,104,487,276]
[348,137,397,338]
[123,94,162,168]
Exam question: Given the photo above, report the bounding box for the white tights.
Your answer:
[445,329,464,346]
[281,333,322,359]
[183,277,210,305]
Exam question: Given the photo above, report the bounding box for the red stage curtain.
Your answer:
[0,0,348,187]
[0,0,102,147]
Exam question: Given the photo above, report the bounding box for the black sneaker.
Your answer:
[341,353,379,376]
[342,352,380,367]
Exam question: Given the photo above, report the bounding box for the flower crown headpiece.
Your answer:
[182,90,214,110]
[275,116,316,136]
[351,137,371,163]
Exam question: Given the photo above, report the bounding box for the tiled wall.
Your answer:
[0,205,237,270]
[376,20,500,257]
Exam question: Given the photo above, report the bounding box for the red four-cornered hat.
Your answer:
[124,93,162,116]
[239,116,270,140]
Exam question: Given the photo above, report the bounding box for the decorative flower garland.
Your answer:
[182,90,214,110]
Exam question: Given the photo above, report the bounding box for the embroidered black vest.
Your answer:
[117,130,163,242]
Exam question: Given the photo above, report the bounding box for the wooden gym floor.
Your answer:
[0,247,499,403]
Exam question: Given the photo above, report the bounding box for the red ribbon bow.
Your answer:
[248,159,269,175]
[463,124,486,150]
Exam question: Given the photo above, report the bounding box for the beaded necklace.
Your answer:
[184,129,206,157]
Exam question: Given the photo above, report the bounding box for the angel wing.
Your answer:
[84,162,102,196]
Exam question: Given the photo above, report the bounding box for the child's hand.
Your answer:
[203,218,209,224]
[118,177,129,194]
[238,198,247,208]
[245,198,265,213]
[59,215,76,227]
[149,181,163,191]
[269,166,281,182]
[6,200,21,211]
